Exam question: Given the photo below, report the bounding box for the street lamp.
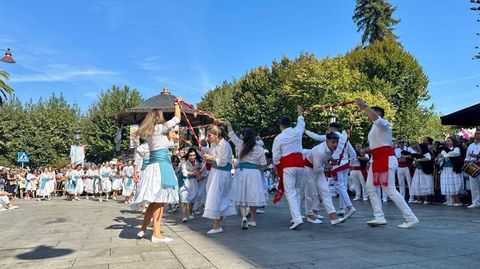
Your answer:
[74,130,81,142]
[328,107,336,124]
[0,48,15,64]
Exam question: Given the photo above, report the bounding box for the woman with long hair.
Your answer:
[180,148,206,222]
[439,137,464,206]
[411,143,434,204]
[132,98,182,243]
[227,122,267,229]
[202,124,236,234]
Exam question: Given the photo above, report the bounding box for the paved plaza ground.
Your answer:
[1,196,480,269]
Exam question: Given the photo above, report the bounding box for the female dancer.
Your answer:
[202,124,236,234]
[439,137,464,206]
[132,98,182,243]
[180,148,206,222]
[226,121,266,229]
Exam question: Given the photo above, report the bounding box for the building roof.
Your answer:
[441,103,480,126]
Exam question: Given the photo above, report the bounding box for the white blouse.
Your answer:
[229,131,267,166]
[147,117,180,151]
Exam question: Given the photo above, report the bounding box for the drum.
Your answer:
[463,162,480,178]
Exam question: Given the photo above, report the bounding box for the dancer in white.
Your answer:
[227,121,267,229]
[466,130,480,209]
[305,122,357,218]
[350,144,369,201]
[122,160,135,204]
[272,105,306,230]
[84,164,97,200]
[202,125,236,234]
[37,166,55,201]
[395,138,416,202]
[180,148,205,222]
[355,100,419,228]
[304,132,347,226]
[132,98,182,243]
[438,137,464,207]
[67,164,84,201]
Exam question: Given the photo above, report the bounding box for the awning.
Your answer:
[441,103,480,126]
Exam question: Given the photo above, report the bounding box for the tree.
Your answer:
[345,39,430,140]
[82,85,143,164]
[0,94,81,168]
[0,70,14,105]
[353,0,400,45]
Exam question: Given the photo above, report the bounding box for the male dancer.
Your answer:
[355,99,419,228]
[305,122,357,218]
[272,105,306,230]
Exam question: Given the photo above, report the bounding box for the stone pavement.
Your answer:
[1,196,480,269]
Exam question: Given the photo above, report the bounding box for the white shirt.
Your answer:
[306,142,334,172]
[209,138,233,167]
[465,142,480,162]
[395,146,416,158]
[134,143,150,168]
[272,116,305,165]
[368,118,393,150]
[86,169,99,178]
[122,166,134,177]
[440,147,461,159]
[147,117,180,151]
[306,130,356,162]
[229,131,267,166]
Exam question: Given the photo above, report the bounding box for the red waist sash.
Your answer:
[273,153,305,204]
[351,166,367,180]
[304,158,313,169]
[398,161,410,168]
[370,146,395,187]
[329,161,350,179]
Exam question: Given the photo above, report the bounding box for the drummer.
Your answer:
[466,130,480,209]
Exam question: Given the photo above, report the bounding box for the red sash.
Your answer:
[370,146,395,187]
[304,158,313,168]
[351,166,367,181]
[330,161,350,179]
[205,163,212,171]
[398,161,410,168]
[273,153,305,204]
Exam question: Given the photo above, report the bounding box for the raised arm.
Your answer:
[293,105,305,135]
[305,130,326,142]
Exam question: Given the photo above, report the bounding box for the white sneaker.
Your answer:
[345,207,357,219]
[382,199,388,203]
[37,198,42,201]
[331,217,347,226]
[151,236,173,243]
[423,201,431,205]
[86,196,89,200]
[363,198,369,201]
[207,227,223,234]
[105,198,109,201]
[247,221,257,227]
[367,219,387,227]
[398,218,419,229]
[137,230,145,238]
[452,203,463,207]
[99,198,102,202]
[467,203,480,209]
[289,221,303,230]
[113,196,117,200]
[124,201,128,204]
[188,215,195,220]
[241,218,248,230]
[182,217,188,223]
[307,218,322,224]
[256,209,266,214]
[353,197,361,201]
[336,209,345,215]
[317,214,324,219]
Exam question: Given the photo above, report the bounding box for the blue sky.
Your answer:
[1,0,478,115]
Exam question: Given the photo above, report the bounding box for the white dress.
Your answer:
[122,165,135,197]
[412,153,434,196]
[132,117,180,206]
[229,131,267,207]
[83,169,95,194]
[67,170,84,195]
[99,167,112,193]
[203,138,237,219]
[440,148,464,195]
[111,170,123,191]
[180,159,206,203]
[37,173,52,197]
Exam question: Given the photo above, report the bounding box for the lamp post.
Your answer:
[74,130,81,144]
[328,107,336,124]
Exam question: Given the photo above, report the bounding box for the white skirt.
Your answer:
[179,178,198,203]
[132,163,179,206]
[83,178,94,194]
[76,179,84,195]
[440,167,464,195]
[37,179,52,197]
[196,178,207,204]
[202,169,236,219]
[101,179,112,193]
[112,178,123,191]
[412,169,434,196]
[231,168,266,207]
[122,177,135,197]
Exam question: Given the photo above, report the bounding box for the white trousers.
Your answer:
[333,169,352,209]
[351,169,368,200]
[283,167,304,223]
[397,167,413,201]
[304,168,336,215]
[366,156,416,222]
[470,175,480,205]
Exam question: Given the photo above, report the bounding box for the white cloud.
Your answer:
[11,66,119,82]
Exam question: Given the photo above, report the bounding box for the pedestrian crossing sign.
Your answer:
[17,152,29,163]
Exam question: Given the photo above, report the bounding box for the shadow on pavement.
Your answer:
[105,216,143,239]
[17,245,73,260]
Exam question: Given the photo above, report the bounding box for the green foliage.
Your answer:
[353,0,400,45]
[0,70,14,106]
[0,94,80,168]
[82,85,143,164]
[345,39,430,140]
